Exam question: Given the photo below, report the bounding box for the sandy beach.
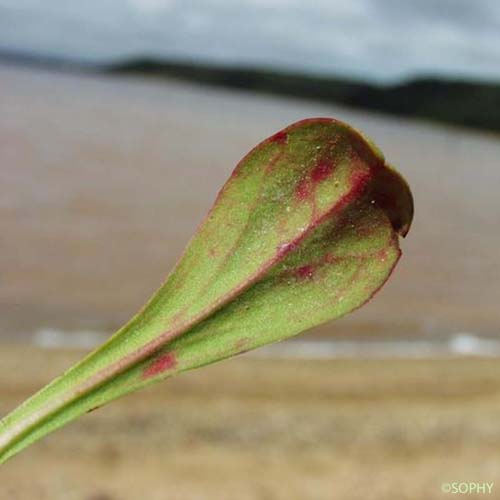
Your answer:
[1,64,499,344]
[1,345,500,499]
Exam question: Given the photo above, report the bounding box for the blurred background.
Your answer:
[1,1,500,499]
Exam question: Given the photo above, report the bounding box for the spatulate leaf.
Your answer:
[0,118,413,464]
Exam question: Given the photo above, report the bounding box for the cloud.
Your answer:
[128,0,174,14]
[0,0,499,81]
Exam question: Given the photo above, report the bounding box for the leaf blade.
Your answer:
[0,117,413,464]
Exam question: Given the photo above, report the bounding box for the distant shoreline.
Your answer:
[2,49,500,134]
[25,328,500,359]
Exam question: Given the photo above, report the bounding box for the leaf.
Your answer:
[0,117,413,464]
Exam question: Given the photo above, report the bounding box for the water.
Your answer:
[30,328,500,359]
[1,65,499,347]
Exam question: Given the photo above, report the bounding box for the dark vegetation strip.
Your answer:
[2,50,500,133]
[108,59,500,133]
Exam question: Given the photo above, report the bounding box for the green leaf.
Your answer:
[0,118,413,464]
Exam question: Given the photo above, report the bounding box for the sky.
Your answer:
[0,0,499,82]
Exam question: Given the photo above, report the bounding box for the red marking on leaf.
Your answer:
[350,168,371,187]
[311,159,334,183]
[270,130,288,144]
[295,265,315,279]
[142,352,177,379]
[295,178,310,201]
